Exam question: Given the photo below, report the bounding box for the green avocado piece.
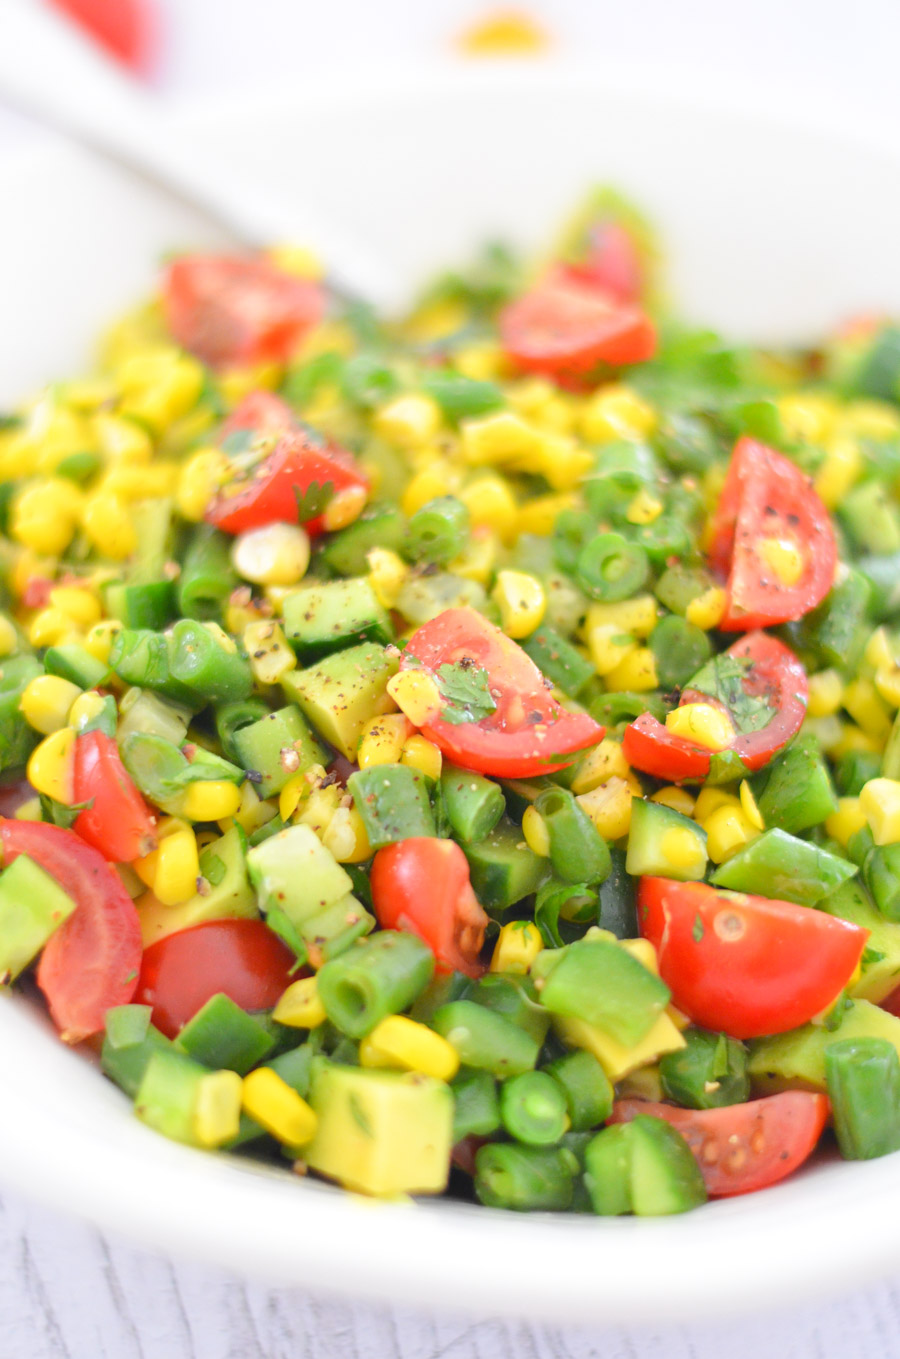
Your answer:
[748,999,900,1093]
[0,854,77,982]
[281,641,398,759]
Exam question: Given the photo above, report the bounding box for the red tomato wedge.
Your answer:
[163,255,325,369]
[72,730,157,864]
[219,390,295,443]
[499,268,656,379]
[623,631,808,781]
[49,0,155,71]
[370,838,489,978]
[610,1093,829,1197]
[401,607,605,777]
[709,437,837,631]
[563,220,643,304]
[206,428,368,537]
[135,919,297,1038]
[638,877,868,1039]
[0,819,142,1043]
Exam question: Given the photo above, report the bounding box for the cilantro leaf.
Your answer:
[434,660,497,726]
[38,795,94,830]
[294,479,335,523]
[686,652,773,735]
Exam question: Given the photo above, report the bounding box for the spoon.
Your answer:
[0,0,399,311]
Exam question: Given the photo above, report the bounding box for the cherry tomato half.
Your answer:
[72,730,157,864]
[638,877,868,1039]
[500,268,656,380]
[218,390,295,444]
[623,631,807,781]
[563,220,643,305]
[710,437,837,631]
[163,255,324,369]
[610,1093,829,1197]
[401,607,605,778]
[0,819,142,1043]
[49,0,155,71]
[135,918,297,1038]
[370,838,489,978]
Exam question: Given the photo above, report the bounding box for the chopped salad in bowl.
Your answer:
[3,188,900,1218]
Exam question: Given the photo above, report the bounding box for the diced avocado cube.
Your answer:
[282,641,398,759]
[233,704,327,797]
[303,1059,453,1196]
[820,880,900,1003]
[748,999,900,1093]
[247,823,352,929]
[134,1048,209,1144]
[0,854,77,982]
[535,937,671,1048]
[282,578,394,662]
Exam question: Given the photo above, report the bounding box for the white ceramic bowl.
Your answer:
[3,66,900,1325]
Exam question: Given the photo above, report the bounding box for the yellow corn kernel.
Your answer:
[274,976,328,1030]
[242,1068,317,1146]
[693,787,740,822]
[218,362,283,406]
[777,392,838,444]
[11,478,81,554]
[866,627,896,672]
[570,738,630,794]
[703,804,758,863]
[875,666,900,710]
[325,803,373,863]
[515,492,576,537]
[739,780,765,831]
[604,647,658,693]
[373,394,442,449]
[831,723,882,759]
[814,435,863,509]
[586,622,636,677]
[243,620,297,686]
[651,785,696,817]
[490,921,544,975]
[618,937,660,975]
[68,690,108,732]
[807,669,844,717]
[267,243,323,280]
[461,411,544,467]
[577,777,634,841]
[20,675,81,735]
[625,488,664,525]
[386,669,442,727]
[93,412,154,464]
[48,586,101,628]
[192,1070,243,1149]
[802,713,844,752]
[659,824,707,876]
[101,461,178,501]
[585,596,658,640]
[537,437,595,492]
[449,528,499,586]
[580,385,656,444]
[404,297,470,344]
[174,447,228,521]
[83,619,123,665]
[359,1015,459,1082]
[825,797,868,848]
[32,410,95,475]
[227,781,278,836]
[28,608,76,649]
[61,377,117,411]
[179,780,242,823]
[400,462,460,517]
[0,616,17,657]
[838,399,900,441]
[458,476,519,545]
[843,677,893,740]
[758,536,805,587]
[861,778,900,846]
[26,726,76,805]
[455,340,507,381]
[492,570,546,639]
[506,378,576,435]
[321,483,368,533]
[116,348,205,432]
[666,702,735,752]
[278,766,322,822]
[365,547,408,610]
[401,734,443,781]
[522,805,551,857]
[296,782,342,836]
[231,522,310,587]
[140,828,199,905]
[683,587,724,632]
[357,713,414,769]
[81,492,137,560]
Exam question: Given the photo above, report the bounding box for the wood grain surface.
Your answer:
[3,1184,900,1359]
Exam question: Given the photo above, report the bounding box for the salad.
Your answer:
[3,191,900,1216]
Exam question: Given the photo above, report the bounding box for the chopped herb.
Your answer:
[294,480,335,523]
[686,653,773,735]
[348,1092,374,1138]
[692,912,705,942]
[862,946,887,970]
[38,795,94,830]
[434,660,497,726]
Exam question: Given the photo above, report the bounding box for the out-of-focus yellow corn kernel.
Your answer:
[659,825,707,876]
[359,1015,459,1082]
[26,726,76,805]
[461,411,543,466]
[358,713,414,767]
[387,670,442,727]
[48,586,101,627]
[321,484,368,532]
[507,378,576,435]
[401,735,443,781]
[739,780,765,830]
[68,691,108,732]
[400,463,460,517]
[217,362,282,406]
[232,523,310,587]
[455,340,507,381]
[449,528,499,586]
[137,827,198,905]
[605,647,658,693]
[28,608,74,648]
[81,492,137,559]
[861,778,900,845]
[116,348,204,432]
[802,714,844,753]
[515,493,576,537]
[267,243,324,280]
[373,394,442,449]
[693,788,740,822]
[61,378,117,411]
[758,536,805,587]
[537,437,595,491]
[702,804,758,863]
[84,620,122,665]
[814,436,863,509]
[650,785,696,817]
[101,461,178,501]
[404,298,470,344]
[666,702,735,752]
[242,1068,317,1146]
[577,777,634,841]
[831,723,882,759]
[580,386,656,444]
[843,678,892,740]
[866,627,895,672]
[93,412,154,464]
[20,675,81,734]
[521,805,551,857]
[490,921,544,975]
[585,596,658,640]
[807,669,844,717]
[458,476,519,544]
[586,623,636,677]
[0,616,17,657]
[274,976,328,1028]
[685,587,727,631]
[875,666,900,709]
[825,797,868,848]
[838,399,900,441]
[11,479,81,555]
[492,570,546,639]
[625,488,664,525]
[173,447,228,522]
[777,392,838,444]
[192,1070,243,1149]
[366,547,408,610]
[570,738,630,794]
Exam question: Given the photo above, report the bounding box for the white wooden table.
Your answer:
[6,1,900,1353]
